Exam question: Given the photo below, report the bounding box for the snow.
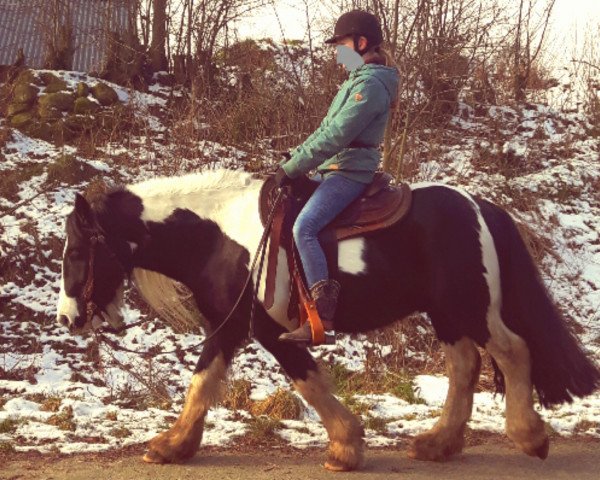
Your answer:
[1,65,599,454]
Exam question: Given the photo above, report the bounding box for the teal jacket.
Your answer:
[282,63,400,184]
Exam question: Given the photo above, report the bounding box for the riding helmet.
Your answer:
[324,10,383,49]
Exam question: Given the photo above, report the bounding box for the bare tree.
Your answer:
[42,0,75,70]
[151,0,169,71]
[512,0,555,101]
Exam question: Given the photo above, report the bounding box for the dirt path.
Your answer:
[2,438,599,480]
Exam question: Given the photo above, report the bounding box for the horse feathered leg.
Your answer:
[254,316,364,471]
[143,337,233,464]
[409,336,480,461]
[294,368,365,471]
[485,311,549,459]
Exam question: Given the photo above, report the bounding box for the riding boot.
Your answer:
[279,279,341,345]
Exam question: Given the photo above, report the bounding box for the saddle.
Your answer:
[258,172,412,339]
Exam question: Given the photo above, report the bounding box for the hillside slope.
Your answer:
[0,69,599,454]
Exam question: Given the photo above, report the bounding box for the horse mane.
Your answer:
[125,167,256,198]
[131,268,204,334]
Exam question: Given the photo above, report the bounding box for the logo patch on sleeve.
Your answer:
[354,92,363,101]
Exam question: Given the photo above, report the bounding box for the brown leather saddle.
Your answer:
[258,172,412,313]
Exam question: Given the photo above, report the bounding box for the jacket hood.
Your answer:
[350,63,399,102]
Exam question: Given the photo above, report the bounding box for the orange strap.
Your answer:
[292,248,326,346]
[304,300,325,345]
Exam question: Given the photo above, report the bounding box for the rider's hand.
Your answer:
[274,166,291,188]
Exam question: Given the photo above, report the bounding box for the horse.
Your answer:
[56,168,599,471]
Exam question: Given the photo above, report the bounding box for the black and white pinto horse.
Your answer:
[57,169,599,470]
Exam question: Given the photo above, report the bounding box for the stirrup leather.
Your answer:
[304,300,335,346]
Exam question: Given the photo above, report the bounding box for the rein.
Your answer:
[92,188,284,357]
[82,232,105,325]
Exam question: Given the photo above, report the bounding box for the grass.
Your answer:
[40,396,62,412]
[0,162,44,201]
[23,393,62,412]
[364,415,389,434]
[222,381,305,420]
[47,406,76,431]
[109,426,132,438]
[250,389,305,420]
[105,411,118,421]
[341,396,371,416]
[45,153,99,187]
[0,442,15,454]
[244,416,284,443]
[0,417,20,434]
[221,379,253,411]
[330,363,426,405]
[574,420,599,434]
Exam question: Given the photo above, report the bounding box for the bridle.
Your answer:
[79,229,142,333]
[81,231,105,327]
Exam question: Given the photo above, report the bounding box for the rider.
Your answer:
[275,9,400,345]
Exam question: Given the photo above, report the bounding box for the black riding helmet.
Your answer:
[324,10,383,56]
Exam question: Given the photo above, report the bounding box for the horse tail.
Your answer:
[481,200,600,407]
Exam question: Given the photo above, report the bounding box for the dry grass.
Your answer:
[244,416,284,444]
[221,379,253,412]
[221,381,304,420]
[364,415,389,434]
[47,406,76,431]
[40,396,62,412]
[0,125,12,149]
[250,389,304,420]
[0,418,20,434]
[329,362,425,405]
[46,153,100,187]
[0,442,15,454]
[574,420,600,434]
[0,162,44,201]
[109,426,132,438]
[514,218,556,265]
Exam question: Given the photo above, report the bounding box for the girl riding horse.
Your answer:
[276,10,399,346]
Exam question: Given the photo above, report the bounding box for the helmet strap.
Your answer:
[352,34,369,56]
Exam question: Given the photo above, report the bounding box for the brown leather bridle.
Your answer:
[81,231,105,326]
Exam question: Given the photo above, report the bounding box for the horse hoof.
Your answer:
[143,449,169,464]
[324,459,352,472]
[534,438,549,460]
[408,434,462,462]
[407,447,444,461]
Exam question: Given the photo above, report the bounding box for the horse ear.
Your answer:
[74,193,93,225]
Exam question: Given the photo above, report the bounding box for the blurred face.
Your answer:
[334,35,367,72]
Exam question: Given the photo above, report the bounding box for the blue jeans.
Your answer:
[293,174,367,288]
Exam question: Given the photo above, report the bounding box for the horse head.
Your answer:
[56,193,129,334]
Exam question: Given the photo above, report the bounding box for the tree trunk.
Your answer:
[150,0,168,72]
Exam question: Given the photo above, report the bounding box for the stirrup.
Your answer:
[278,323,336,346]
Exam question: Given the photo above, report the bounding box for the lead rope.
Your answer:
[94,188,285,357]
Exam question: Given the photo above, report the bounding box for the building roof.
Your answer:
[0,0,130,72]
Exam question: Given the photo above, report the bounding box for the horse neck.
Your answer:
[121,172,264,287]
